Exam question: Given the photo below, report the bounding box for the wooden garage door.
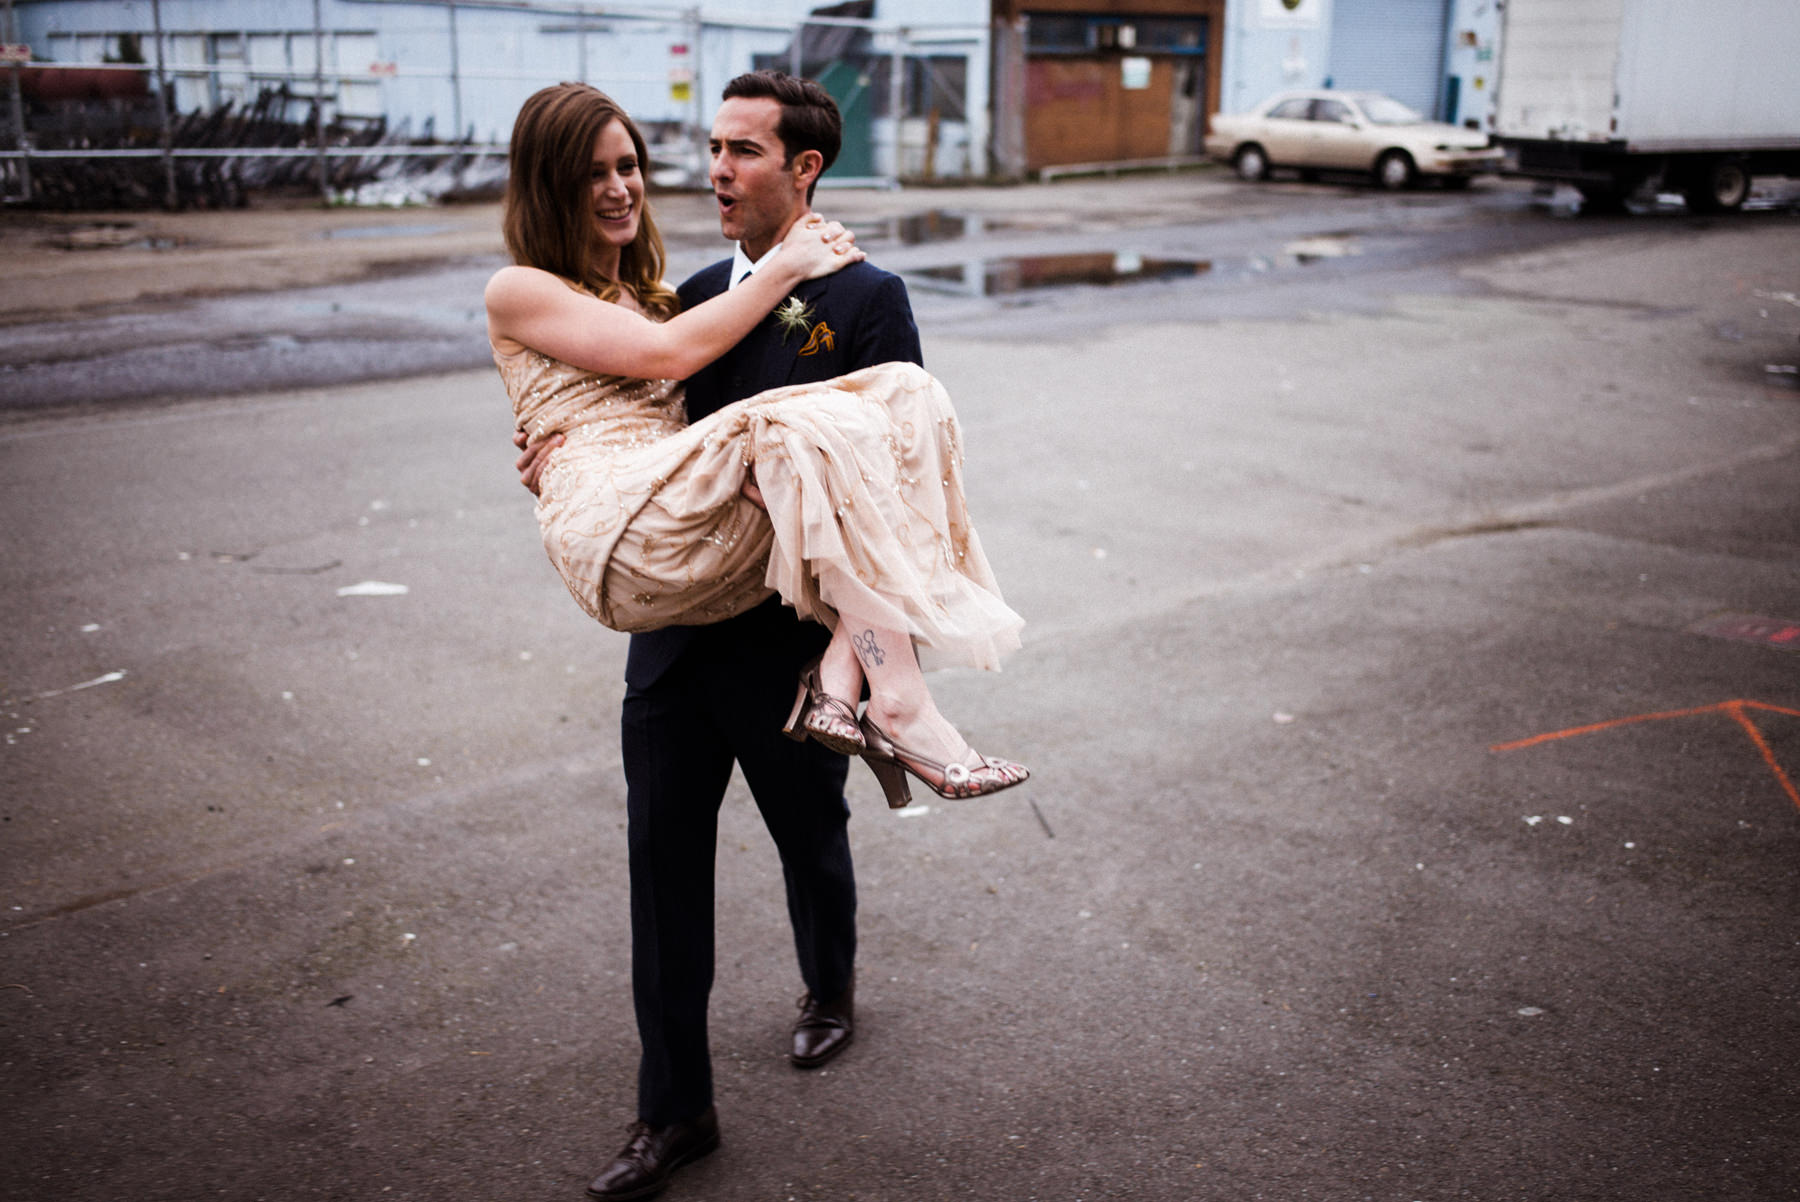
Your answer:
[1024,56,1177,170]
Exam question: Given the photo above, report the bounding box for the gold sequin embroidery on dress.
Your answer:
[496,330,1021,672]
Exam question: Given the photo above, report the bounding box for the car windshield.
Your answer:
[1358,96,1424,125]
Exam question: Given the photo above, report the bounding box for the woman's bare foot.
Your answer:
[856,699,1029,803]
[828,613,1028,800]
[862,693,976,776]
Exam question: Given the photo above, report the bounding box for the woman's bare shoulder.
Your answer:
[486,263,564,301]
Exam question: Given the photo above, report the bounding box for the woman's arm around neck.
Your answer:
[485,218,861,379]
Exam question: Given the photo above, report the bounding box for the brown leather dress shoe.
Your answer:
[790,981,854,1068]
[585,1106,720,1201]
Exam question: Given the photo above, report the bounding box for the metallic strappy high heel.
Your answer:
[782,659,865,755]
[857,717,1030,808]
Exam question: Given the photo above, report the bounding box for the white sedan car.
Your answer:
[1205,90,1503,189]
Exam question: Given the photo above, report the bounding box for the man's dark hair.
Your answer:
[721,69,842,199]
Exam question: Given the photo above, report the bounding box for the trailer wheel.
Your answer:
[1683,158,1751,213]
[1234,144,1269,182]
[1375,150,1415,190]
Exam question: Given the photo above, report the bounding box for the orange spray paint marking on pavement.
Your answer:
[1490,700,1800,810]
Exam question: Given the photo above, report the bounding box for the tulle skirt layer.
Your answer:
[534,361,1021,672]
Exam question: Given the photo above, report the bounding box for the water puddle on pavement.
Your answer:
[862,209,1029,246]
[908,251,1211,296]
[318,222,459,240]
[1283,233,1363,263]
[884,209,968,244]
[48,223,181,251]
[905,236,1373,297]
[1533,182,1800,218]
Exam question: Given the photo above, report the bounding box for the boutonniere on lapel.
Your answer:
[773,295,836,357]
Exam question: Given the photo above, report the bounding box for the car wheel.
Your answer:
[1374,150,1414,190]
[1682,158,1751,213]
[1234,145,1269,182]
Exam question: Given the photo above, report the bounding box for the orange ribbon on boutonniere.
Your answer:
[774,294,835,357]
[797,320,836,357]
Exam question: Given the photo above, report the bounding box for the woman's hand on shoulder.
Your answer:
[777,214,865,281]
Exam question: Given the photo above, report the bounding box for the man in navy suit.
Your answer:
[520,71,923,1200]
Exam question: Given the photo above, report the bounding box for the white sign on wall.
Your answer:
[1121,56,1151,90]
[1260,0,1321,29]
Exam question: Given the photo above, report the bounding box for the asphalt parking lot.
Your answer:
[2,171,1798,1200]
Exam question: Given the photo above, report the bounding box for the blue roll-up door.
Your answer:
[1327,0,1451,118]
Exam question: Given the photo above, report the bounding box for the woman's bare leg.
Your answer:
[816,620,865,711]
[813,608,1028,801]
[824,613,972,770]
[754,463,1021,788]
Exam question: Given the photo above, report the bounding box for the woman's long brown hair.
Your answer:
[502,82,678,318]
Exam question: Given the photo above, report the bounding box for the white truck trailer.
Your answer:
[1492,0,1800,211]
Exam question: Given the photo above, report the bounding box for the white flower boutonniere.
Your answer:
[773,295,815,344]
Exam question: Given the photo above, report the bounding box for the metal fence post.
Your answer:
[447,0,464,188]
[3,0,31,203]
[688,5,704,185]
[312,0,328,201]
[575,3,586,83]
[152,0,177,207]
[889,28,904,179]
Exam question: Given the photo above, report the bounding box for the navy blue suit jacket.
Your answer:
[622,257,924,690]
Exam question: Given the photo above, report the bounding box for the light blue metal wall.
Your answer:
[1219,0,1334,116]
[1215,0,1497,127]
[1325,0,1449,117]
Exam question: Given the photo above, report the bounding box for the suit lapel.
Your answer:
[769,277,834,387]
[702,269,850,403]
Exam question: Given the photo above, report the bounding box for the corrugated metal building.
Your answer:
[9,0,990,180]
[1325,0,1498,128]
[9,0,1502,183]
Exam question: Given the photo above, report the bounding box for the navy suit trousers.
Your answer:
[620,256,920,1126]
[622,618,853,1125]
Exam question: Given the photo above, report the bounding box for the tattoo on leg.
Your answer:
[852,629,886,667]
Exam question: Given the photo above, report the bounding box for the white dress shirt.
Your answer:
[728,242,779,291]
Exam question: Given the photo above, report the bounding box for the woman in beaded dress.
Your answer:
[485,83,1026,803]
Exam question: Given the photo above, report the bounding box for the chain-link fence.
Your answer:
[1,0,989,209]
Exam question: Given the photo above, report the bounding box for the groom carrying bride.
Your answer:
[515,70,926,1199]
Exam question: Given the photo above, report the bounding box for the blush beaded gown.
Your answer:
[495,331,1023,673]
